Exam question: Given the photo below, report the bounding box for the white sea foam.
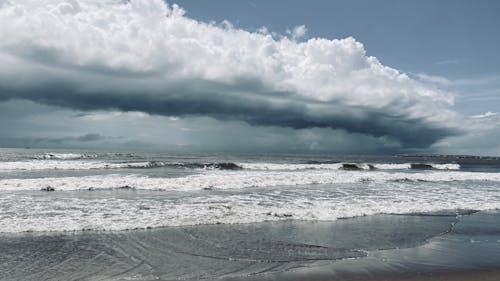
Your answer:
[0,160,494,233]
[371,163,411,170]
[431,163,461,170]
[239,163,343,170]
[0,170,498,192]
[0,160,164,171]
[34,153,97,160]
[238,162,460,171]
[0,160,461,172]
[0,180,498,233]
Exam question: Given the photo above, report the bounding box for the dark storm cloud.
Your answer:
[0,0,460,150]
[0,80,458,148]
[0,133,107,147]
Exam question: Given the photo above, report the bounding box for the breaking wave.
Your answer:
[33,153,98,160]
[238,162,460,171]
[0,160,460,172]
[0,160,242,171]
[0,169,498,191]
[0,177,498,233]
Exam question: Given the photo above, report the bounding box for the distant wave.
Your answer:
[0,160,146,171]
[0,160,243,171]
[33,153,98,160]
[238,162,460,171]
[0,157,463,172]
[117,161,243,170]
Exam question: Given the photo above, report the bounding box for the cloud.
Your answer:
[0,100,405,153]
[440,74,500,117]
[287,25,307,40]
[416,73,451,86]
[432,113,500,156]
[471,111,498,119]
[0,133,107,148]
[435,59,459,66]
[76,133,106,142]
[74,111,148,121]
[38,133,107,144]
[0,0,459,149]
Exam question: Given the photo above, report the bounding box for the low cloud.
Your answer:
[0,133,107,148]
[75,133,106,142]
[432,113,500,156]
[32,133,107,144]
[0,0,459,149]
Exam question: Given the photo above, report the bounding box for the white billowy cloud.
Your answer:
[0,0,459,149]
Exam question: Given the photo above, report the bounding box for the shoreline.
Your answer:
[309,268,500,281]
[1,211,499,280]
[248,211,500,281]
[302,268,500,281]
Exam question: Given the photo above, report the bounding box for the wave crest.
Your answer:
[1,170,499,191]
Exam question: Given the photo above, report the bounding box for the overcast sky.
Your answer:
[0,0,499,155]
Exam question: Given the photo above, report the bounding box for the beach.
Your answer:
[0,149,500,280]
[1,0,499,279]
[1,211,500,280]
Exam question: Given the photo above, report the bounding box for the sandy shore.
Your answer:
[343,269,500,281]
[1,211,499,281]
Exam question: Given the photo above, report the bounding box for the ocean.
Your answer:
[1,148,500,280]
[1,148,499,233]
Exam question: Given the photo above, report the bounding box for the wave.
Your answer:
[1,170,499,191]
[0,160,243,171]
[33,153,98,160]
[0,160,144,171]
[0,186,498,233]
[0,157,462,172]
[238,162,460,171]
[428,163,461,170]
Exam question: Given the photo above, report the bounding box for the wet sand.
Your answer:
[246,211,500,281]
[321,268,500,281]
[1,211,499,281]
[385,269,500,281]
[273,268,500,281]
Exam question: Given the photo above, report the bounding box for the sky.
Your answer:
[0,0,499,155]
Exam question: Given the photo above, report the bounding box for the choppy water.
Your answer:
[1,148,500,233]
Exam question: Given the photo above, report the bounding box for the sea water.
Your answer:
[0,148,499,233]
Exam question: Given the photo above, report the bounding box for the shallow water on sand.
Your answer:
[0,213,464,280]
[227,212,500,281]
[1,212,500,281]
